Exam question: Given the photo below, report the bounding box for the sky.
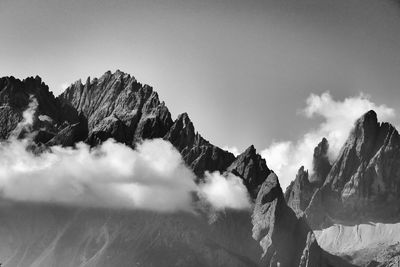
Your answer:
[1,0,400,187]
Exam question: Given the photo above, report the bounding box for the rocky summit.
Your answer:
[285,138,332,217]
[285,110,400,266]
[305,110,400,228]
[0,71,348,267]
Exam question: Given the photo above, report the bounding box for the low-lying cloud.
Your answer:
[199,172,251,210]
[0,138,198,212]
[0,100,251,212]
[261,91,396,190]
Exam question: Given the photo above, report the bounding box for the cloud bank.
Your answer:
[261,91,396,190]
[0,100,251,212]
[199,172,251,210]
[0,138,198,212]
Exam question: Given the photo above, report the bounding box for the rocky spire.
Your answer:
[285,138,331,216]
[227,145,271,199]
[165,112,236,177]
[309,137,331,185]
[305,110,400,228]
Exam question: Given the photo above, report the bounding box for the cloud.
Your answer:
[199,172,251,210]
[0,138,198,212]
[12,96,38,137]
[261,91,396,190]
[0,98,251,212]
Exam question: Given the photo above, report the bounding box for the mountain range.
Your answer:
[0,70,399,267]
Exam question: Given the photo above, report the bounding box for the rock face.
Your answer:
[284,167,316,217]
[310,137,331,185]
[59,70,173,145]
[14,71,237,178]
[165,112,236,177]
[0,72,236,178]
[252,173,352,267]
[0,76,77,141]
[282,111,400,266]
[227,145,272,199]
[285,138,332,217]
[305,110,400,229]
[0,71,350,267]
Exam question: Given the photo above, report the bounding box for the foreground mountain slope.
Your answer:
[0,71,349,267]
[253,173,353,267]
[0,201,260,267]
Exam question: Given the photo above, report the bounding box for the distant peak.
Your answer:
[243,144,256,155]
[310,137,331,184]
[313,137,329,159]
[298,165,306,173]
[351,109,380,139]
[363,109,377,118]
[99,70,133,80]
[177,112,191,122]
[357,110,378,125]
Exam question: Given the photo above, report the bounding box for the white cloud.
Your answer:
[261,91,396,190]
[12,96,38,137]
[199,172,251,210]
[0,138,198,212]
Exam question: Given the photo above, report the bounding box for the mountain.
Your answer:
[285,110,400,266]
[252,172,352,267]
[0,71,349,267]
[306,110,400,228]
[285,138,331,217]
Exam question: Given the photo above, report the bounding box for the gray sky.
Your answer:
[1,0,400,156]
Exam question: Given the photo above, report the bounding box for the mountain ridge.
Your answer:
[285,109,400,266]
[0,70,354,267]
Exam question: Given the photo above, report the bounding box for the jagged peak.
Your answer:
[243,144,256,155]
[176,112,192,125]
[236,144,268,168]
[361,109,378,120]
[315,137,329,152]
[298,165,308,174]
[293,166,310,186]
[257,172,283,203]
[73,79,82,87]
[227,144,272,199]
[353,109,378,132]
[340,109,400,159]
[310,137,331,184]
[76,70,136,86]
[233,145,258,160]
[0,75,52,96]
